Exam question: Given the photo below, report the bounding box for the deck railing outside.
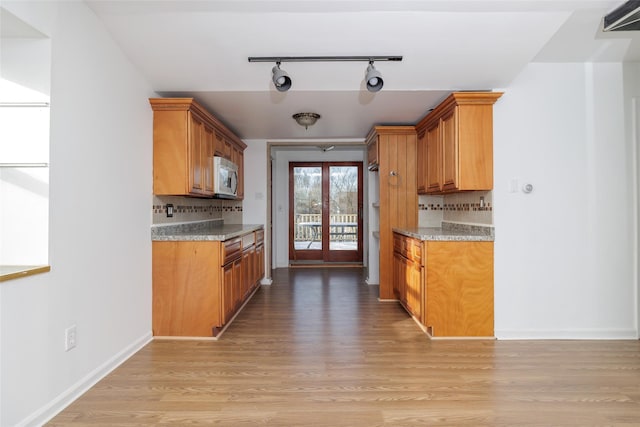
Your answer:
[295,214,357,242]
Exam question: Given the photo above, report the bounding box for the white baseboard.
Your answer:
[495,328,639,340]
[365,278,379,285]
[20,332,153,427]
[260,277,273,285]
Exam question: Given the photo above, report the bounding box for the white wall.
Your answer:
[271,146,366,268]
[637,92,640,336]
[242,139,271,282]
[1,2,154,426]
[366,169,380,284]
[625,62,640,336]
[493,62,638,339]
[242,140,269,226]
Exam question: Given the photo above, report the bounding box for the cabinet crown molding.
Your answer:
[416,92,503,131]
[366,125,416,145]
[150,97,246,149]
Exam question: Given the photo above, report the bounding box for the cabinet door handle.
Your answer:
[388,170,401,186]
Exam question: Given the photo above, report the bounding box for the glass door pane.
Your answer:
[293,166,322,251]
[290,161,362,264]
[329,166,358,251]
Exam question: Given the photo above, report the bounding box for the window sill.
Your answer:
[0,265,51,283]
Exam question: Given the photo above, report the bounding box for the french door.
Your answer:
[289,162,363,263]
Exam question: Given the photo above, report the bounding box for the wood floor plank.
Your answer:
[47,267,640,426]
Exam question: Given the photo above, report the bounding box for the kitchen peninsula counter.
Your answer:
[392,221,494,338]
[152,220,263,241]
[152,219,265,338]
[393,222,494,242]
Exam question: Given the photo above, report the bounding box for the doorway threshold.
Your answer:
[289,261,363,268]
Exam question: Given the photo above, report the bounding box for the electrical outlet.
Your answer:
[166,203,174,218]
[65,325,77,351]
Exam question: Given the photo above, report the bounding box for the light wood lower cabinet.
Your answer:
[393,233,423,319]
[152,229,265,337]
[222,237,243,326]
[392,232,494,337]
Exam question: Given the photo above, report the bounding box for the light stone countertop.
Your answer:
[393,222,494,242]
[152,220,263,241]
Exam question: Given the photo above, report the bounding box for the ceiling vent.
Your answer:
[604,0,640,31]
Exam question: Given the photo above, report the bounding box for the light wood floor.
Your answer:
[48,268,640,426]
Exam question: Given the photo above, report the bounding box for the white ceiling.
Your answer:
[40,1,640,140]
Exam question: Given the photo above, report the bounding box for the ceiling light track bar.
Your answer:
[248,55,402,63]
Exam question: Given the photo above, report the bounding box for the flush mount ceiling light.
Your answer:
[271,62,292,92]
[249,55,402,92]
[293,112,320,129]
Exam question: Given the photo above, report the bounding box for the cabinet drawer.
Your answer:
[393,233,422,263]
[405,237,422,263]
[255,229,264,246]
[393,233,405,254]
[242,232,255,250]
[223,237,242,264]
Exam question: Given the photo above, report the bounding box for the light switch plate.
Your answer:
[509,179,519,193]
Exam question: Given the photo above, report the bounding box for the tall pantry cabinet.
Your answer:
[366,126,418,300]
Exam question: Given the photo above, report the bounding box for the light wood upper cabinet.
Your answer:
[215,132,233,160]
[232,145,244,200]
[189,113,205,194]
[203,124,215,194]
[416,131,427,193]
[150,98,246,198]
[440,108,458,191]
[425,119,442,193]
[417,123,441,193]
[188,112,216,196]
[416,92,502,194]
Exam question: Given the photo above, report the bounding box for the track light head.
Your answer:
[365,62,383,92]
[271,62,292,92]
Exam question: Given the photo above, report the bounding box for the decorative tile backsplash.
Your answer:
[419,191,493,226]
[153,195,243,225]
[153,191,491,228]
[151,204,222,215]
[418,195,444,227]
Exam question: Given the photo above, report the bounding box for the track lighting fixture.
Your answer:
[365,61,383,92]
[249,55,402,92]
[271,62,291,92]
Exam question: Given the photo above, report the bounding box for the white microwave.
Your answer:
[213,156,238,198]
